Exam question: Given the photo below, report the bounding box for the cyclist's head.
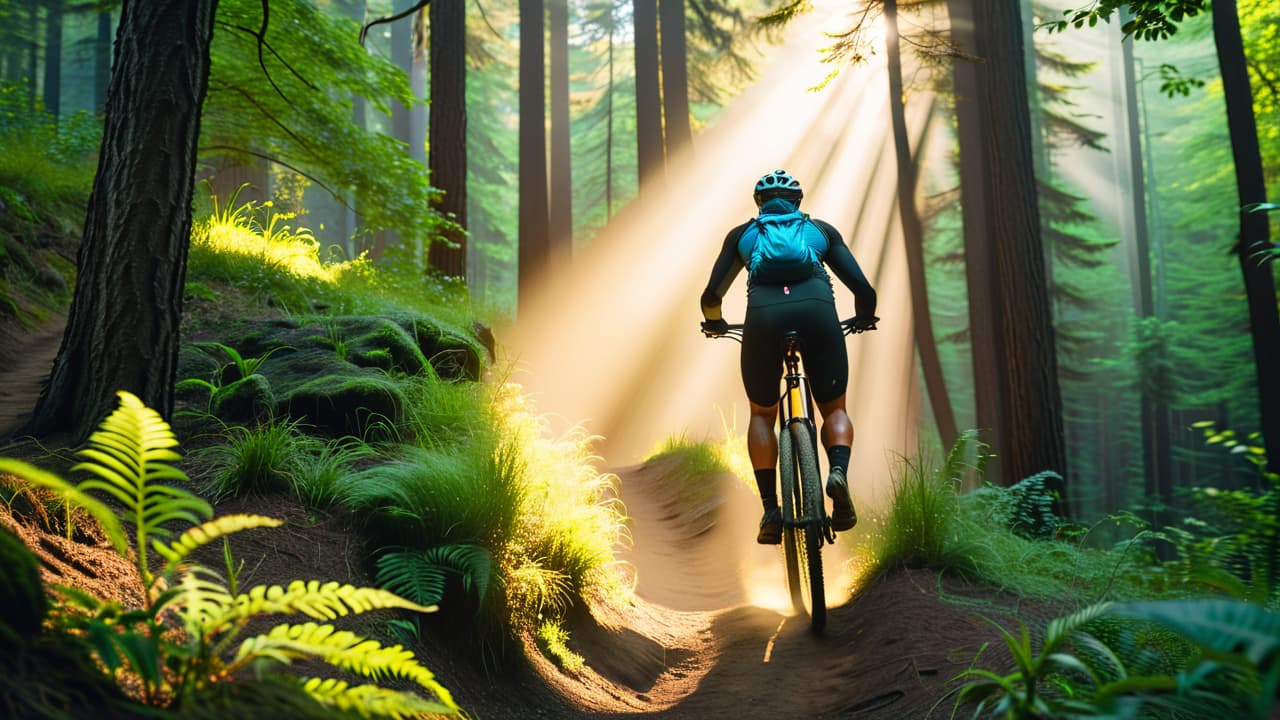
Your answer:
[753,169,803,208]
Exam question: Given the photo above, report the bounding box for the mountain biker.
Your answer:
[700,169,878,545]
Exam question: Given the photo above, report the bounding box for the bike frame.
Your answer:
[778,333,832,543]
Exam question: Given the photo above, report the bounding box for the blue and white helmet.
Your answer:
[753,169,803,205]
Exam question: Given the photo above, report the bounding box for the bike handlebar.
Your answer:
[700,316,879,341]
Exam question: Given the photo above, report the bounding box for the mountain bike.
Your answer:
[704,317,876,632]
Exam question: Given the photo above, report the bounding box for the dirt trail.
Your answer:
[0,316,64,439]
[0,321,1009,719]
[506,460,1012,720]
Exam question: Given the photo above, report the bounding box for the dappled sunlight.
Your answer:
[505,2,931,614]
[191,205,369,284]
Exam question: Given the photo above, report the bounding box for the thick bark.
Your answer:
[967,0,1068,489]
[42,0,62,119]
[1212,0,1280,475]
[24,0,218,442]
[659,0,691,155]
[549,0,573,264]
[947,0,1006,474]
[980,0,1067,487]
[518,0,549,312]
[428,0,467,279]
[633,0,663,193]
[885,0,957,450]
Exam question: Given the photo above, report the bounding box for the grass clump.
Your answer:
[535,620,585,674]
[854,430,1154,603]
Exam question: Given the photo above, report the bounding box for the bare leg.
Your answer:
[748,400,780,470]
[816,394,853,450]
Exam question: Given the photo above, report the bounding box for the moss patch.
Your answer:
[179,312,487,436]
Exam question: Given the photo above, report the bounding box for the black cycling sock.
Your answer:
[827,445,851,475]
[754,468,778,509]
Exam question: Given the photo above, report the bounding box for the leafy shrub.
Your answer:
[955,599,1279,719]
[0,391,460,717]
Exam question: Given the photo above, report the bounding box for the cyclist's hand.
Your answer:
[845,316,879,333]
[701,318,730,337]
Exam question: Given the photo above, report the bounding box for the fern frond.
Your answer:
[1045,602,1113,653]
[238,622,455,704]
[375,545,493,608]
[171,566,234,632]
[302,677,458,717]
[201,581,435,631]
[71,391,212,581]
[154,514,284,570]
[0,459,127,554]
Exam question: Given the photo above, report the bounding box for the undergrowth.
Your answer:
[182,196,628,669]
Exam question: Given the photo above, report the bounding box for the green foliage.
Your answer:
[956,600,1279,719]
[196,417,307,499]
[0,524,47,643]
[2,392,459,717]
[855,431,1156,601]
[1046,0,1208,41]
[203,0,444,245]
[535,620,585,674]
[1159,423,1279,606]
[376,544,494,609]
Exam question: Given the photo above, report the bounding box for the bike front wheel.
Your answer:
[779,419,826,632]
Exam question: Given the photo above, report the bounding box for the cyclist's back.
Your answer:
[700,169,878,543]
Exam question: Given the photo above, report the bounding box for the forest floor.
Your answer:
[0,314,1033,720]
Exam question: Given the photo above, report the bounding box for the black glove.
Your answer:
[847,316,879,333]
[701,318,729,337]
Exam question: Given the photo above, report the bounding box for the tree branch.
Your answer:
[200,144,348,211]
[360,0,431,46]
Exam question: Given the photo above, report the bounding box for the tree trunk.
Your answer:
[947,0,1007,475]
[1119,14,1171,527]
[42,0,62,120]
[427,0,467,279]
[548,0,573,264]
[968,0,1068,491]
[885,0,958,450]
[518,0,549,312]
[633,0,663,194]
[659,0,691,156]
[1212,0,1280,476]
[24,0,218,443]
[94,4,111,113]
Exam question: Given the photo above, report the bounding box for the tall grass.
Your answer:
[187,193,475,327]
[853,431,1157,604]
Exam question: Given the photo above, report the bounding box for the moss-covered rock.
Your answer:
[212,374,276,421]
[179,311,488,435]
[285,372,407,437]
[0,524,47,643]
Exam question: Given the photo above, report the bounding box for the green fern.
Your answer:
[153,514,283,574]
[375,544,493,608]
[72,390,212,583]
[200,580,435,632]
[301,677,458,718]
[235,622,456,704]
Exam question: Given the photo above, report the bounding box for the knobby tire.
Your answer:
[779,425,804,615]
[781,420,826,632]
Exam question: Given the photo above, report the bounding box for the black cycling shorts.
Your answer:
[740,293,847,406]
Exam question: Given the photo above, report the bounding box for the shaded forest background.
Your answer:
[0,0,1278,538]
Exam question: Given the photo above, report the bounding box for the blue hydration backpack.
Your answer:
[743,210,823,284]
